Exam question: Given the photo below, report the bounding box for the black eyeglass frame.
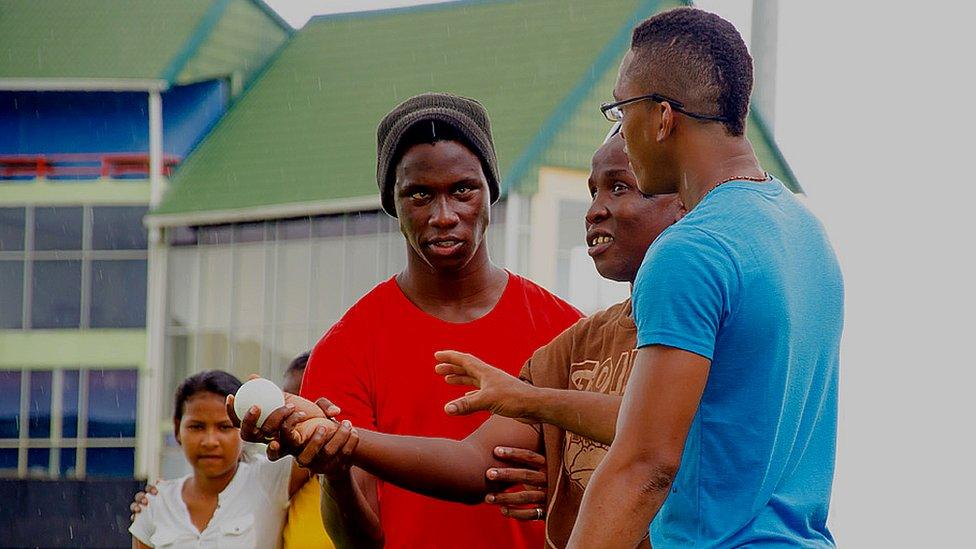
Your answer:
[600,93,726,123]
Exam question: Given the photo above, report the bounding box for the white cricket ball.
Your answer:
[234,378,285,429]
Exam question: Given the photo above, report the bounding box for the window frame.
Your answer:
[0,204,148,330]
[0,367,138,479]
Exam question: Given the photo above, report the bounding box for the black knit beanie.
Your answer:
[376,92,501,217]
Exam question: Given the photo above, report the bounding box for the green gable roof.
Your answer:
[0,0,289,84]
[153,0,799,221]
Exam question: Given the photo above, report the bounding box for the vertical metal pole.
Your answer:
[138,90,166,480]
[751,0,779,132]
[149,90,164,207]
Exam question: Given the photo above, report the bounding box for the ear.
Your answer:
[173,419,182,445]
[657,102,676,142]
[673,197,688,222]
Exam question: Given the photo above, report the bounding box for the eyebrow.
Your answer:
[602,168,635,180]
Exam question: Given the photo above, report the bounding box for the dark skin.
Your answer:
[256,140,544,549]
[566,49,767,548]
[394,140,509,323]
[248,136,683,547]
[435,133,684,444]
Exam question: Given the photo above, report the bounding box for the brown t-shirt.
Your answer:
[520,299,647,549]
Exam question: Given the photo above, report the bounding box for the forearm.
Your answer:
[352,429,502,503]
[566,453,675,548]
[527,388,620,445]
[320,469,384,549]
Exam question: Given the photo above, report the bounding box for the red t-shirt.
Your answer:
[302,272,582,549]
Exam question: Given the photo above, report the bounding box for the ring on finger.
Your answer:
[536,507,543,520]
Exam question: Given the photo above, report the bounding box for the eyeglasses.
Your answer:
[602,121,622,144]
[600,93,726,123]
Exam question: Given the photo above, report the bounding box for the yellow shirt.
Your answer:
[282,477,334,549]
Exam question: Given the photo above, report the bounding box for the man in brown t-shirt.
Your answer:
[251,129,683,549]
[435,129,685,547]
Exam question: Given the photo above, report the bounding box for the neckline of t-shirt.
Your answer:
[708,176,783,199]
[176,459,248,534]
[389,270,517,327]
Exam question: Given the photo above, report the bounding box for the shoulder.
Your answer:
[152,476,186,505]
[530,299,630,360]
[312,277,398,350]
[508,273,582,320]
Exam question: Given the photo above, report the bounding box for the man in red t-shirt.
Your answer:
[298,93,581,548]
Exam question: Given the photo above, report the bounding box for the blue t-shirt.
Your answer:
[633,178,843,548]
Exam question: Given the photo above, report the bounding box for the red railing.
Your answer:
[0,153,181,180]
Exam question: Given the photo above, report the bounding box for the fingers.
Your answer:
[258,404,297,439]
[296,425,329,469]
[321,420,353,457]
[246,373,261,381]
[485,489,546,506]
[314,397,341,418]
[146,483,158,495]
[225,394,241,426]
[486,466,546,486]
[433,350,488,376]
[267,440,284,461]
[494,446,546,468]
[433,363,468,377]
[444,392,486,416]
[238,404,264,442]
[441,373,479,387]
[501,506,546,521]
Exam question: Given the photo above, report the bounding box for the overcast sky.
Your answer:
[266,1,974,545]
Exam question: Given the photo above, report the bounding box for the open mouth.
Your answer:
[587,234,614,256]
[426,238,464,256]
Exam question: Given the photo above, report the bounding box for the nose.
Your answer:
[586,194,610,226]
[201,428,220,448]
[429,195,460,228]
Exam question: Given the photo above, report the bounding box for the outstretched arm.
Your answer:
[278,398,541,504]
[435,350,622,445]
[566,345,709,548]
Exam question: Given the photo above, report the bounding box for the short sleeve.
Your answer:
[301,320,377,430]
[128,490,157,546]
[519,319,579,388]
[253,454,294,509]
[632,228,738,360]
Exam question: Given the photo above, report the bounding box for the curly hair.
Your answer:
[629,7,753,136]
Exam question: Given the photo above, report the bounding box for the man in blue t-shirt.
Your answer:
[569,8,843,548]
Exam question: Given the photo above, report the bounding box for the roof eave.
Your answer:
[0,78,169,92]
[146,195,383,228]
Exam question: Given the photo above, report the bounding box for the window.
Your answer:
[0,205,148,330]
[0,368,138,479]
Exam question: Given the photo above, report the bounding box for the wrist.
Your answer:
[518,384,549,423]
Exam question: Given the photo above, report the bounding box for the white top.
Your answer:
[130,454,293,548]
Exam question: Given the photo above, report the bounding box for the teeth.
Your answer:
[589,235,613,246]
[433,240,458,248]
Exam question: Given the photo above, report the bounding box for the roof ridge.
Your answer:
[161,31,295,194]
[502,0,665,193]
[160,0,234,83]
[305,0,514,26]
[247,0,294,33]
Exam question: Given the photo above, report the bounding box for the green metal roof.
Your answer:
[0,0,289,84]
[154,0,799,220]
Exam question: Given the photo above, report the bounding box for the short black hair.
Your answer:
[629,7,753,136]
[173,370,242,424]
[286,351,311,375]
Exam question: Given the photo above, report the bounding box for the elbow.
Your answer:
[611,451,681,497]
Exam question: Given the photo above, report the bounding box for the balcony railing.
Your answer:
[0,153,180,181]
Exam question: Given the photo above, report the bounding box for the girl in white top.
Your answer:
[130,371,312,548]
